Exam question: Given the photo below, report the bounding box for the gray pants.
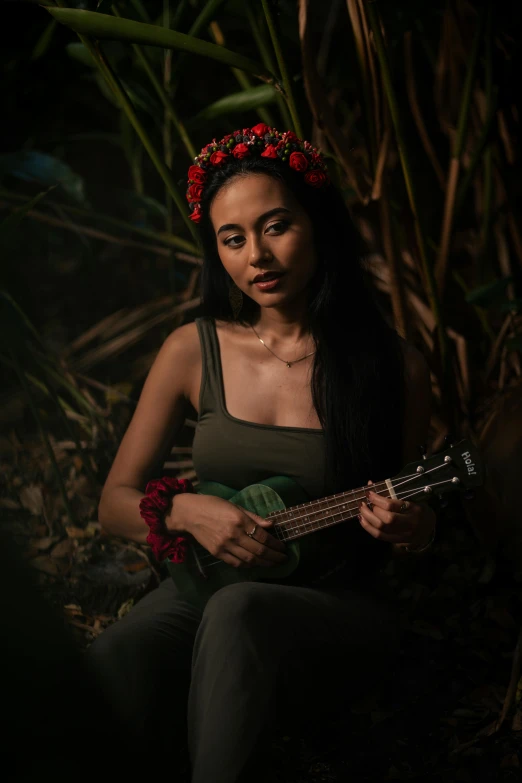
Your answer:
[87,576,401,782]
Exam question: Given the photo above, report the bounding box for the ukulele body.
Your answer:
[165,476,315,610]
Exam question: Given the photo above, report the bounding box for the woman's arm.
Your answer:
[97,322,201,544]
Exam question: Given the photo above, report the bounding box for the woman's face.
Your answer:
[209,173,318,309]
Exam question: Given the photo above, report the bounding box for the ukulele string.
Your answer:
[272,462,450,537]
[275,478,455,540]
[192,479,454,567]
[198,483,443,570]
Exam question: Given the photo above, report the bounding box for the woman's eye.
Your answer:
[266,220,289,234]
[224,235,244,247]
[223,221,289,247]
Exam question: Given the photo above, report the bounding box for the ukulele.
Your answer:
[165,439,483,608]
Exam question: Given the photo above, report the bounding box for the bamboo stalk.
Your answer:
[404,30,445,189]
[162,0,178,302]
[53,1,198,240]
[435,156,460,293]
[209,20,275,128]
[434,2,489,296]
[365,1,447,369]
[91,41,197,240]
[298,0,369,202]
[169,0,233,93]
[0,188,198,253]
[261,0,303,138]
[380,187,410,339]
[112,4,196,161]
[356,0,381,168]
[371,127,389,201]
[347,0,375,169]
[0,202,180,257]
[245,1,292,129]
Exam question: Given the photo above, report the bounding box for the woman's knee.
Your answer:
[202,581,278,627]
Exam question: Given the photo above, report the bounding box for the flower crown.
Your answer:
[186,123,330,223]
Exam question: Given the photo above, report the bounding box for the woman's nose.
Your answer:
[247,234,271,265]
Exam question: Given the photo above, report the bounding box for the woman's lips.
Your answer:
[253,275,284,290]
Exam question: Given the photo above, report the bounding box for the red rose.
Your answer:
[252,123,270,138]
[187,183,204,203]
[188,165,207,184]
[210,150,229,166]
[232,143,251,159]
[189,204,202,223]
[261,144,278,159]
[289,152,309,172]
[304,170,328,187]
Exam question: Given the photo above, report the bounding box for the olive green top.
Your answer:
[192,316,327,499]
[191,316,389,586]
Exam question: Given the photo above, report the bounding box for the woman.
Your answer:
[88,125,435,782]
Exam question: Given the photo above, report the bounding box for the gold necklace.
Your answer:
[250,324,316,368]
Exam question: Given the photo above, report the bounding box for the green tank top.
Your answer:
[192,316,327,498]
[191,316,389,586]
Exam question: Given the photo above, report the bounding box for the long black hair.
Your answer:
[196,155,405,496]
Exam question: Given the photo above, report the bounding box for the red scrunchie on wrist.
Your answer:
[138,477,194,563]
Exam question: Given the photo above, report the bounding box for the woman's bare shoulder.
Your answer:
[158,321,202,390]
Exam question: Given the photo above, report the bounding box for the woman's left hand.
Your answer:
[358,483,436,548]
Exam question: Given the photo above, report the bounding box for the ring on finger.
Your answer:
[246,523,258,539]
[400,501,409,512]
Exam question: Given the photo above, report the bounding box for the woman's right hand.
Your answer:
[166,492,287,569]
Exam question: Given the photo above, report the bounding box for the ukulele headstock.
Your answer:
[390,439,484,503]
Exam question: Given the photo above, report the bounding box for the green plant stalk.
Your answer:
[260,0,303,138]
[230,68,275,127]
[346,0,376,172]
[46,7,273,80]
[162,0,176,299]
[208,20,275,127]
[452,270,495,341]
[93,41,197,240]
[435,2,489,296]
[454,3,489,160]
[479,144,494,281]
[129,0,149,22]
[453,91,497,219]
[171,0,189,30]
[0,188,198,253]
[365,2,446,367]
[6,341,79,527]
[245,2,292,129]
[169,0,231,91]
[51,2,197,238]
[112,4,196,160]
